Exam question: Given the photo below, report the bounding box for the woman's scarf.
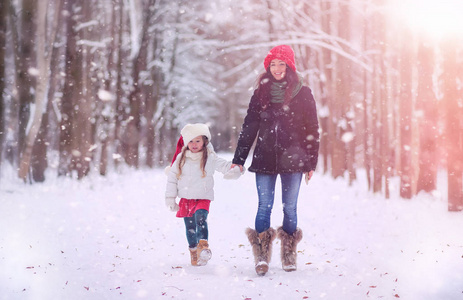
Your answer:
[269,73,303,103]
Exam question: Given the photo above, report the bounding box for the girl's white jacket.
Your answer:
[165,148,232,201]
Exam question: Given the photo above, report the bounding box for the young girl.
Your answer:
[165,123,243,266]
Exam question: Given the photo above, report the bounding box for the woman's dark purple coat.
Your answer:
[233,86,320,174]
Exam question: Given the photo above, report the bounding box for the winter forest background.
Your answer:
[1,0,462,210]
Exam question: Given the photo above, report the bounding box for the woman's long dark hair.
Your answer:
[255,66,299,109]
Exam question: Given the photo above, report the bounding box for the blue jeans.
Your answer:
[255,173,302,234]
[184,209,208,248]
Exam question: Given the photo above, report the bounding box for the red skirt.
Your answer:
[176,198,211,218]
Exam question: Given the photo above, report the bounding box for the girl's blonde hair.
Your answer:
[177,136,209,179]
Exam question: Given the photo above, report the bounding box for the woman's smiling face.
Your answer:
[269,59,287,80]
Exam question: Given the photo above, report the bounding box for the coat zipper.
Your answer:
[275,121,279,170]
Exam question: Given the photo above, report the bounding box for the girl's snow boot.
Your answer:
[277,226,303,272]
[189,247,198,266]
[197,239,212,266]
[246,227,276,276]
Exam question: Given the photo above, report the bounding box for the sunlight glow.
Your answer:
[391,0,463,39]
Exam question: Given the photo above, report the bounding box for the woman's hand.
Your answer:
[231,164,244,173]
[304,170,314,184]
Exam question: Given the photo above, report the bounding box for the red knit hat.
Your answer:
[263,45,296,72]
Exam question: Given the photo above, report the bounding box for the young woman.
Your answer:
[232,45,320,275]
[165,123,243,266]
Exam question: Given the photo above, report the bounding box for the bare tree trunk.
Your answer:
[328,0,348,179]
[399,30,414,199]
[416,40,438,193]
[59,1,73,176]
[114,0,126,169]
[371,60,382,193]
[362,1,371,190]
[0,0,6,169]
[31,113,48,182]
[18,1,49,181]
[378,0,390,198]
[380,63,390,199]
[11,0,35,168]
[145,68,161,167]
[123,2,151,168]
[370,0,388,195]
[318,0,332,175]
[30,0,64,182]
[59,0,82,177]
[338,0,355,184]
[124,79,141,169]
[98,1,119,175]
[322,1,345,179]
[442,39,463,211]
[73,0,93,179]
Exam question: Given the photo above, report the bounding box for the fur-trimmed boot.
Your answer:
[246,227,276,276]
[189,247,198,266]
[277,227,303,272]
[197,239,212,266]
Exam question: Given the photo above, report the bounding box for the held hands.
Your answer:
[231,164,244,173]
[304,170,314,185]
[228,164,312,183]
[165,197,179,212]
[224,164,246,180]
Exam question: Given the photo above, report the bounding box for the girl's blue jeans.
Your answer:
[184,209,208,248]
[255,172,302,234]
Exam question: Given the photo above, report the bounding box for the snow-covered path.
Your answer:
[1,157,462,300]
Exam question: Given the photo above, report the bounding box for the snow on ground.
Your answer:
[1,153,463,300]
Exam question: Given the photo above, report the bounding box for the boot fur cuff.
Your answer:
[246,227,276,245]
[246,227,276,265]
[276,227,303,243]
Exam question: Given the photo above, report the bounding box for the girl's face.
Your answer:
[187,136,205,153]
[269,59,287,81]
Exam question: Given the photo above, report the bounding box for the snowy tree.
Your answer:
[1,0,463,211]
[0,1,6,168]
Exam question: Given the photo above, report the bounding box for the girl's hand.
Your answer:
[304,171,314,185]
[231,164,244,173]
[165,197,179,212]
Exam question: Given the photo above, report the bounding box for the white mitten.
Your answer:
[223,166,246,180]
[165,197,179,212]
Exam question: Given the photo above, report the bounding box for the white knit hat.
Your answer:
[180,123,211,144]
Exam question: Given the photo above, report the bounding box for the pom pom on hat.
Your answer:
[180,123,212,145]
[169,136,184,167]
[263,45,296,72]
